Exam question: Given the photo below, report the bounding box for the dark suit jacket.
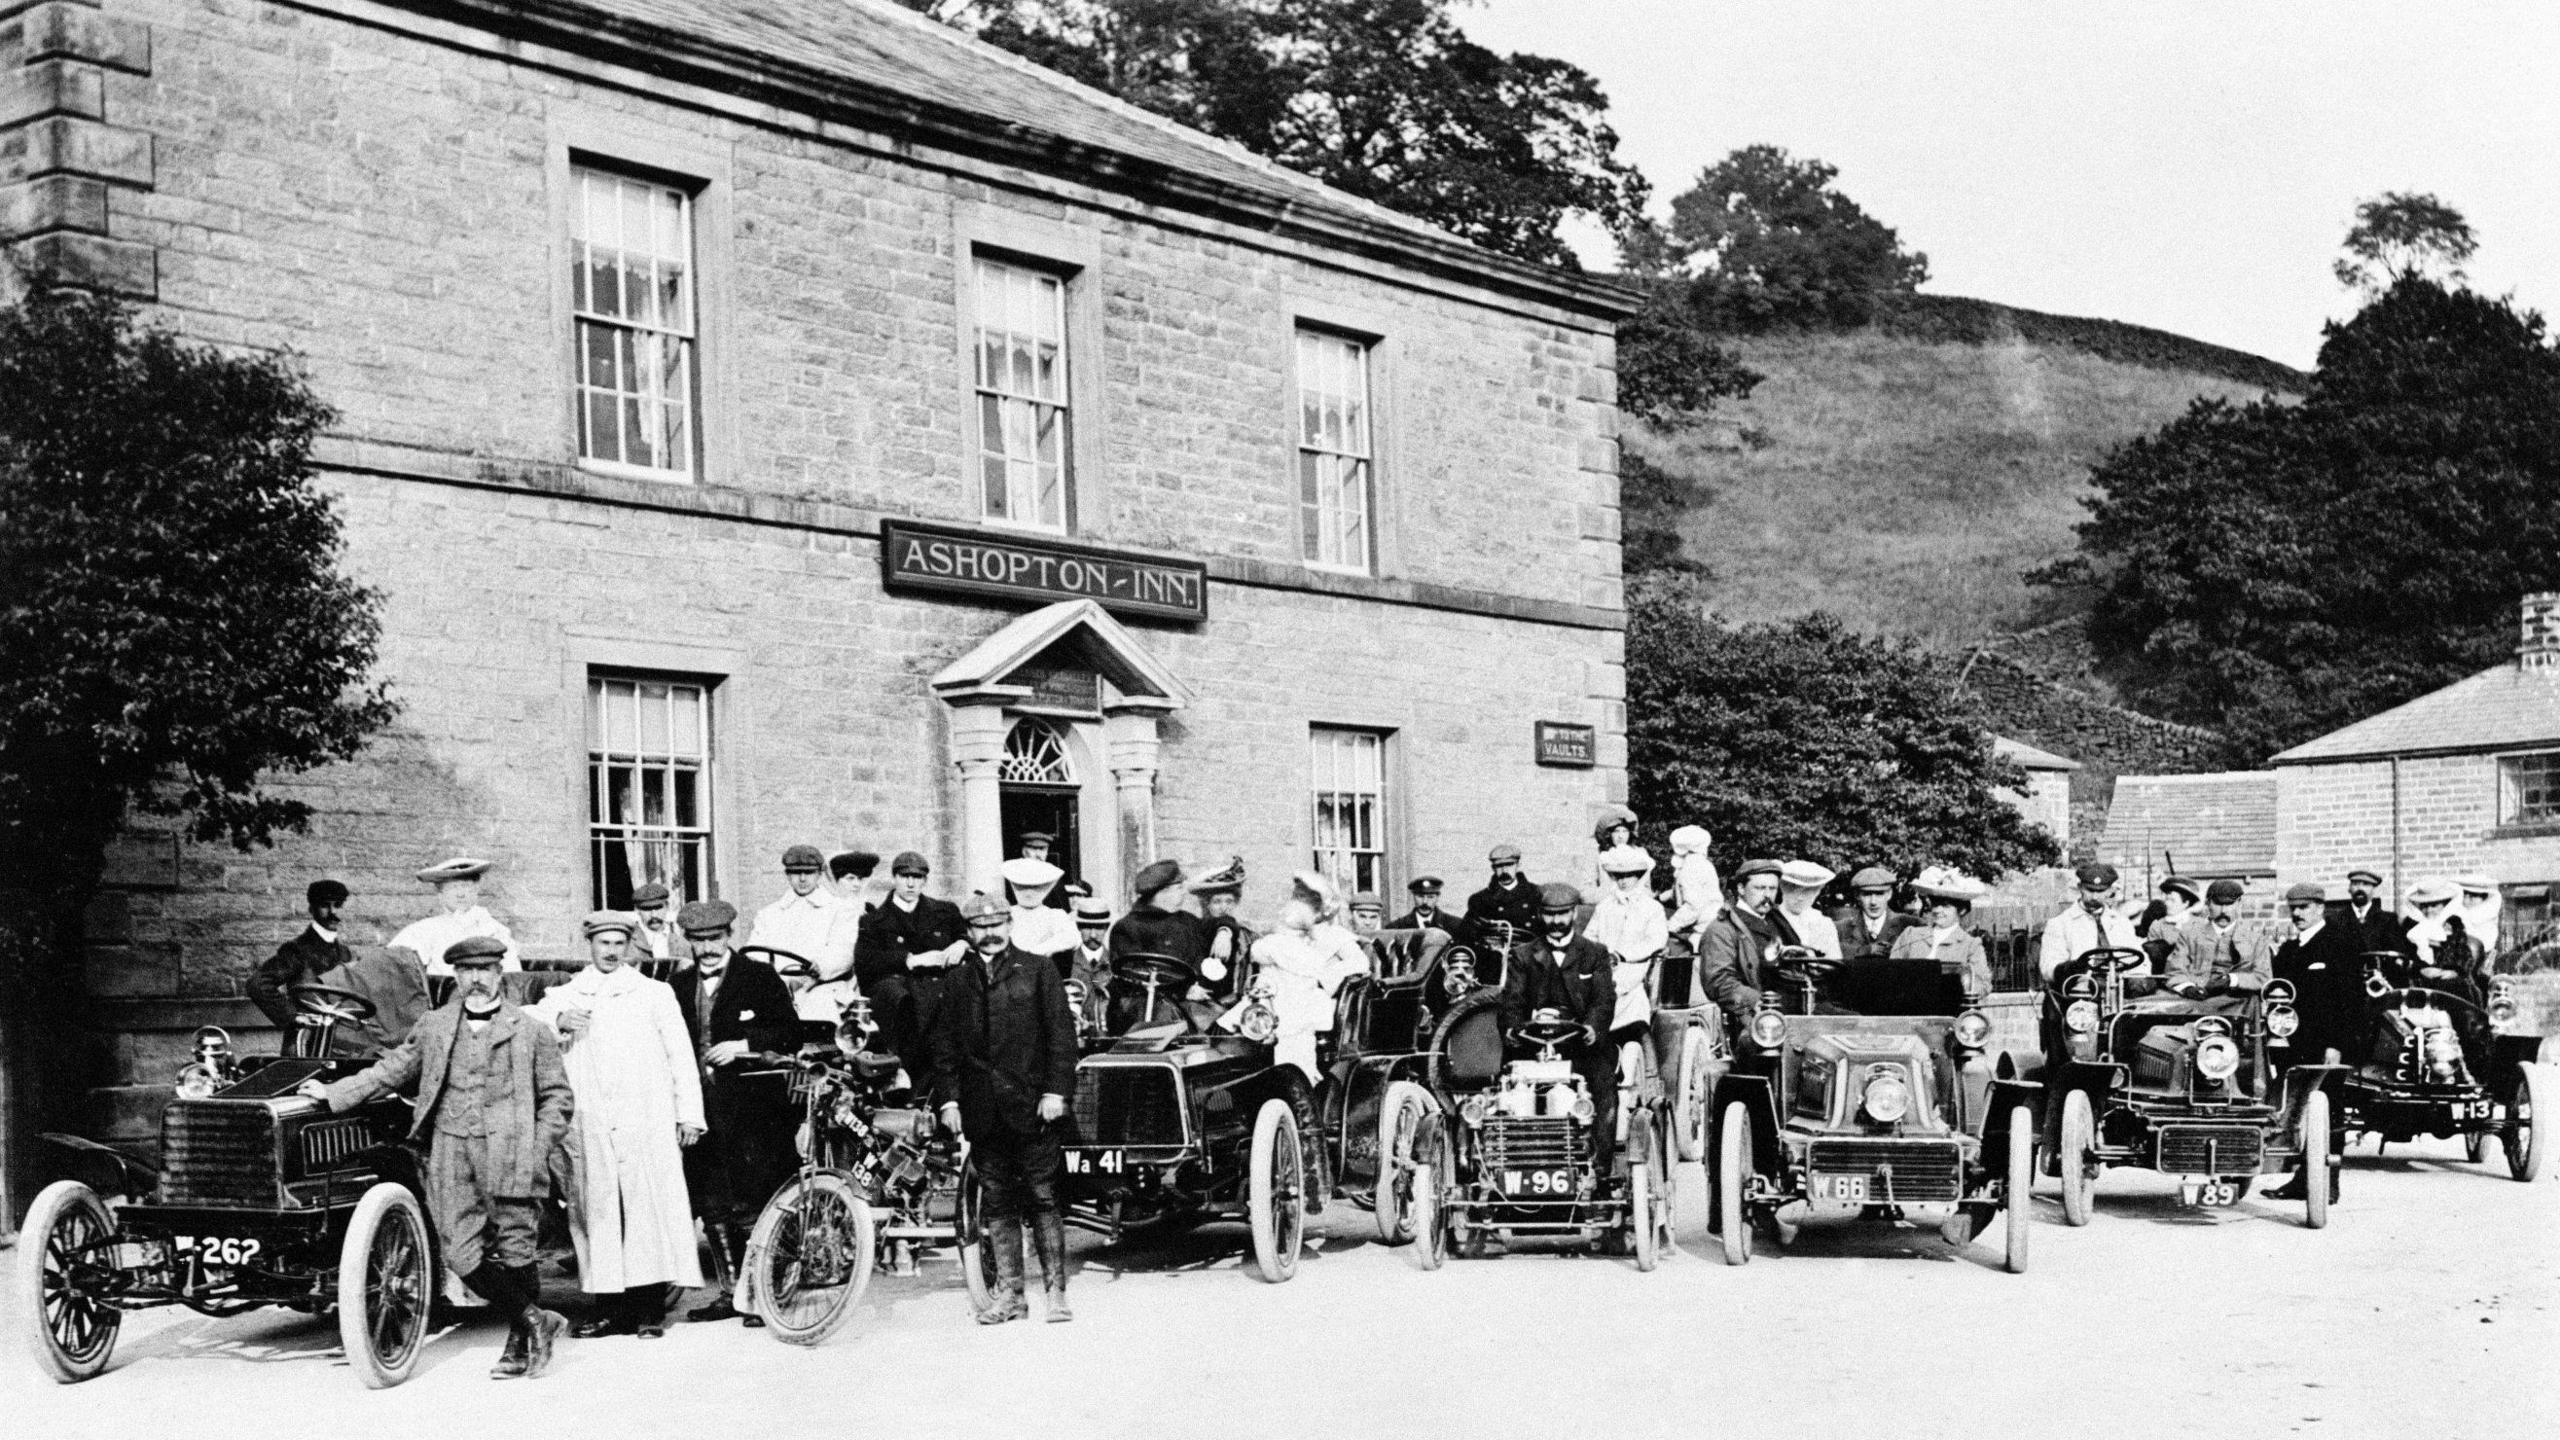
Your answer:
[2325,900,2410,959]
[1698,907,1785,1032]
[853,896,967,993]
[2273,922,2364,1060]
[671,956,801,1068]
[1833,908,1911,960]
[1390,907,1461,938]
[1498,935,1615,1042]
[1464,878,1544,949]
[250,929,429,1057]
[931,945,1078,1138]
[325,1001,573,1198]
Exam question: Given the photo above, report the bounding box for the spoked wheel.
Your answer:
[2057,1089,2097,1227]
[1374,1081,1436,1245]
[1630,1163,1659,1272]
[1411,1114,1451,1272]
[2300,1089,2332,1229]
[1716,1100,1752,1266]
[1673,1027,1712,1163]
[1248,1099,1305,1284]
[2466,1121,2493,1164]
[2510,1063,2550,1183]
[338,1183,433,1388]
[16,1181,122,1383]
[955,1154,992,1312]
[743,1171,877,1346]
[2003,1104,2035,1274]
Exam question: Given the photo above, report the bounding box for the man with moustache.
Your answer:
[1501,882,1622,1171]
[669,899,799,1325]
[853,851,970,1076]
[1464,843,1544,952]
[250,878,429,1057]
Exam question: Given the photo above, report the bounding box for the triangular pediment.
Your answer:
[929,600,1192,710]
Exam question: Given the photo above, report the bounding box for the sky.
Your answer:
[1458,1,2560,370]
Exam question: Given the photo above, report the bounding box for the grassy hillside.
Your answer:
[1640,298,2303,648]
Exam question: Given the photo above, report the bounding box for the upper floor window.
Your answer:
[588,674,716,908]
[1297,328,1373,572]
[974,257,1072,531]
[2499,749,2560,826]
[1311,726,1388,894]
[572,167,697,480]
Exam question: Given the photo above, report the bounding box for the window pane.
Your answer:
[572,167,696,478]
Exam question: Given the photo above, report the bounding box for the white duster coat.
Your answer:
[532,963,706,1292]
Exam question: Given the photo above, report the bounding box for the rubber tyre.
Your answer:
[2058,1089,2097,1228]
[2301,1089,2332,1229]
[1629,1163,1659,1272]
[2467,1124,2492,1165]
[1673,1028,1712,1163]
[2510,1063,2550,1183]
[2003,1104,2034,1274]
[1248,1098,1305,1284]
[337,1183,432,1388]
[1716,1101,1752,1267]
[955,1155,991,1312]
[16,1180,120,1384]
[1411,1160,1446,1272]
[744,1171,876,1346]
[1374,1081,1435,1245]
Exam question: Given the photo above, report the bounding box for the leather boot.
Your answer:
[1030,1211,1072,1323]
[688,1223,741,1322]
[490,1316,530,1379]
[976,1219,1027,1325]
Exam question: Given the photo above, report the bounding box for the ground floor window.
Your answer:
[588,673,716,908]
[1310,726,1388,895]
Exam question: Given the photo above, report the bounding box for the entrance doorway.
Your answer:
[1000,787,1082,891]
[997,715,1086,897]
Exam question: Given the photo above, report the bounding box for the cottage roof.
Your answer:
[405,0,1637,318]
[2101,772,2277,878]
[1993,735,2080,772]
[2269,663,2560,766]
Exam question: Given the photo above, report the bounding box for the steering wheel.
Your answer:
[1510,1016,1588,1053]
[1111,951,1198,991]
[1770,945,1842,983]
[739,944,816,980]
[2074,947,2149,975]
[290,983,378,1024]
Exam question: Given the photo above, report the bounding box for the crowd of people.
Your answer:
[240,813,2514,1377]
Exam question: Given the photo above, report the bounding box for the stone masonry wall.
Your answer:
[2278,754,2560,901]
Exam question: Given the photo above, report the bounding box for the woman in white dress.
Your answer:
[1242,872,1370,1084]
[531,912,705,1337]
[1583,845,1669,1042]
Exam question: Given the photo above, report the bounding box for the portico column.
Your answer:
[1105,707,1168,893]
[947,701,1011,897]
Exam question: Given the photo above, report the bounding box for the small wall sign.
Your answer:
[880,519,1209,623]
[1535,721,1598,768]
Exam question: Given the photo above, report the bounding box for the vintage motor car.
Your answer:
[1399,999,1676,1272]
[2338,951,2549,1182]
[1707,952,2038,1272]
[1060,928,1453,1281]
[14,988,438,1388]
[743,1015,990,1344]
[2042,947,2345,1227]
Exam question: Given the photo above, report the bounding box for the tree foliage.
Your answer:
[2334,190,2476,297]
[2034,278,2560,760]
[1614,280,1763,432]
[0,289,398,900]
[899,0,1649,267]
[1624,576,2061,879]
[1652,144,1929,330]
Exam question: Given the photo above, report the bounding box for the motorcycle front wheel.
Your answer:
[744,1171,876,1347]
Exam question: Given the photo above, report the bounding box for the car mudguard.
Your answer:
[1997,1048,2049,1085]
[2043,1060,2122,1151]
[1707,1072,1781,1178]
[1981,1078,2044,1175]
[41,1130,159,1198]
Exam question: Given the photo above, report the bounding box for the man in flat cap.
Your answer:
[669,898,798,1325]
[530,913,702,1338]
[1189,857,1251,1003]
[932,892,1078,1324]
[2268,881,2353,1201]
[628,881,690,965]
[2155,879,2271,1016]
[2037,863,2142,982]
[1500,881,1621,1171]
[1003,856,1080,962]
[1347,892,1386,935]
[1390,876,1458,940]
[745,844,838,991]
[1833,867,1909,961]
[303,937,574,1378]
[2325,867,2409,960]
[1699,858,1792,1042]
[854,852,970,1076]
[1774,860,1841,959]
[250,879,429,1058]
[391,858,520,978]
[1464,843,1544,954]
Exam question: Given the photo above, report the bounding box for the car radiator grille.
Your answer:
[160,1102,281,1205]
[1073,1068,1184,1148]
[1805,1139,1962,1202]
[1479,1117,1583,1170]
[298,1118,376,1172]
[2155,1125,2263,1175]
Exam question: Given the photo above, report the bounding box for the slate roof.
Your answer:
[401,0,1635,316]
[2270,663,2560,765]
[1993,735,2079,772]
[2102,772,2278,877]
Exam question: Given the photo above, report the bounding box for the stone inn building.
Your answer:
[0,0,1634,1143]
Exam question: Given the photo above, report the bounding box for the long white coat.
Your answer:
[531,963,706,1292]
